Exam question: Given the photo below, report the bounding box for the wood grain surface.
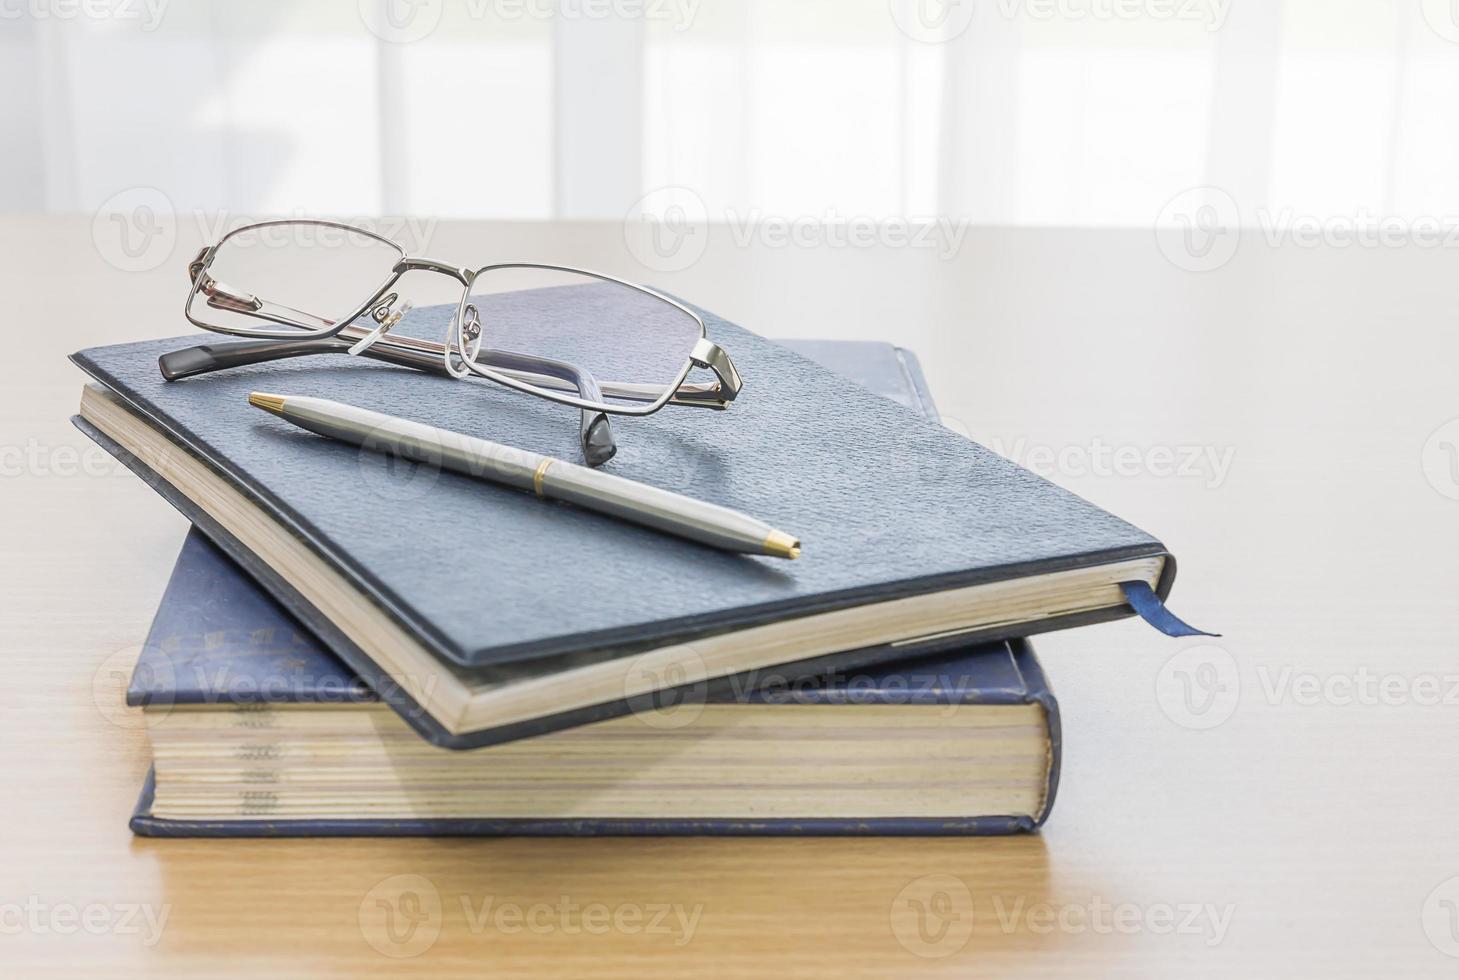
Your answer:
[3,217,1457,978]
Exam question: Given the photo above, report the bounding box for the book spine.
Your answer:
[1009,639,1061,828]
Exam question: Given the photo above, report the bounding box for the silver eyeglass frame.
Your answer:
[446,262,717,417]
[176,219,743,419]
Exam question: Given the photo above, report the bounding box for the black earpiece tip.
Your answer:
[158,346,217,380]
[582,413,617,467]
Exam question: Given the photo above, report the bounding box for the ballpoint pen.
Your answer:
[247,392,801,560]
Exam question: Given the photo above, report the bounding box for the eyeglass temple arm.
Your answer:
[482,348,616,466]
[178,271,617,463]
[161,332,618,467]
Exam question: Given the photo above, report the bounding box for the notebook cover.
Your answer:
[82,341,1012,748]
[126,339,939,715]
[73,311,1172,746]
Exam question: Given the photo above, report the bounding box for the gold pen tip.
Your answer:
[764,530,801,560]
[248,392,287,414]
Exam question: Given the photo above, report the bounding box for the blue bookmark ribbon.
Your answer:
[1120,581,1220,638]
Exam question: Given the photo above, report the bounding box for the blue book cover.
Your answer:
[72,302,1176,749]
[126,343,1062,836]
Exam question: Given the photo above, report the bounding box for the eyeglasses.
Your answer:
[160,219,743,466]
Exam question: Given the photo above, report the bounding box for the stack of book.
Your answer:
[71,304,1186,836]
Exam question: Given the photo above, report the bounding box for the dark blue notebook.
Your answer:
[73,307,1176,749]
[129,534,1061,837]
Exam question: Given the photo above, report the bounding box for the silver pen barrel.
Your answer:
[252,393,545,493]
[248,393,800,559]
[540,461,798,557]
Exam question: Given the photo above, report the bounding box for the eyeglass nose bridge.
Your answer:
[394,256,473,284]
[353,258,473,359]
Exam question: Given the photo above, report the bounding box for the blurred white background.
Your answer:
[4,0,1459,228]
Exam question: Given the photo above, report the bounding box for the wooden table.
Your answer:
[4,217,1457,977]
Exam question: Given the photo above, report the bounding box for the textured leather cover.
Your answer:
[127,340,942,715]
[128,528,375,708]
[129,528,1046,714]
[775,339,937,417]
[71,307,1171,663]
[75,315,1171,746]
[83,413,1118,755]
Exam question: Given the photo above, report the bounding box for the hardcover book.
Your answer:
[72,305,1176,749]
[130,532,1061,836]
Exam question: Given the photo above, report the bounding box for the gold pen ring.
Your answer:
[533,458,554,498]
